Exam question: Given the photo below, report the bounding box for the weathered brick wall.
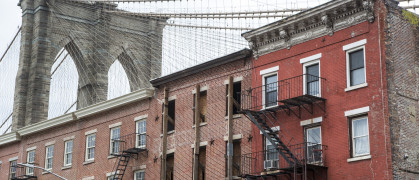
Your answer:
[384,0,419,179]
[151,56,253,180]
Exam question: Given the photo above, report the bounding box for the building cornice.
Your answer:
[242,0,375,58]
[13,88,153,138]
[0,132,21,146]
[150,49,252,87]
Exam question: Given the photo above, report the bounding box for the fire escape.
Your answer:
[110,133,149,180]
[10,163,38,180]
[238,74,328,180]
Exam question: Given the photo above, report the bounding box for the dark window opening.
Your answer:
[198,147,206,180]
[225,81,242,116]
[168,100,175,132]
[166,153,175,180]
[306,64,320,96]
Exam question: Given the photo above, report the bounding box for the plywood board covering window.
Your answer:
[193,91,207,124]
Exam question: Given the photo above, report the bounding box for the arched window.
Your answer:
[48,49,78,119]
[107,60,130,100]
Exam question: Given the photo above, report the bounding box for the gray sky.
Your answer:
[0,1,21,54]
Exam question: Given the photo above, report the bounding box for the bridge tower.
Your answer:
[12,0,166,130]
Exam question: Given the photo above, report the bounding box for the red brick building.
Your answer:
[239,0,418,179]
[0,49,254,180]
[1,0,418,180]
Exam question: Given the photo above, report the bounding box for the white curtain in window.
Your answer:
[353,118,369,155]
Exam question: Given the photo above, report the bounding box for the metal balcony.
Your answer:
[240,74,326,117]
[240,142,327,179]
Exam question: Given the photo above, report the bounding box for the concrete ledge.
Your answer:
[345,83,368,92]
[223,134,243,141]
[347,155,371,162]
[192,122,208,128]
[224,114,242,120]
[345,106,370,117]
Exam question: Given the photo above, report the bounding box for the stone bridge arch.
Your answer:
[12,0,166,129]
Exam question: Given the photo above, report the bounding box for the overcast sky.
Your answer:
[0,1,21,54]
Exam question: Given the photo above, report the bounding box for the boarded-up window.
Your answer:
[193,91,207,124]
[225,140,242,177]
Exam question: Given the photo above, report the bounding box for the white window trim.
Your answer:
[302,59,321,97]
[344,39,368,91]
[45,145,54,170]
[260,66,279,75]
[26,146,36,152]
[85,134,96,161]
[134,114,148,122]
[351,116,370,157]
[9,156,18,162]
[136,119,147,148]
[344,106,370,117]
[109,122,122,129]
[85,129,97,136]
[262,72,278,109]
[134,169,145,180]
[63,140,73,167]
[110,126,121,154]
[300,53,322,64]
[300,117,323,126]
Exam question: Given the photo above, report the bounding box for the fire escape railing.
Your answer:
[240,74,326,112]
[240,142,327,177]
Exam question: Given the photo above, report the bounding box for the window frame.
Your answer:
[45,145,54,170]
[350,116,370,157]
[9,160,17,179]
[110,126,121,155]
[262,72,278,109]
[302,60,321,97]
[26,150,35,175]
[344,40,368,91]
[134,169,145,180]
[85,134,96,161]
[225,81,242,116]
[63,140,73,167]
[136,119,147,148]
[305,126,322,164]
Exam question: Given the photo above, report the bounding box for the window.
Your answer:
[45,145,54,170]
[198,147,206,180]
[344,39,367,90]
[136,120,147,148]
[305,64,320,96]
[86,134,96,161]
[351,116,370,157]
[263,74,277,108]
[264,137,279,169]
[193,91,207,124]
[110,127,121,155]
[108,174,116,180]
[166,153,174,180]
[225,141,241,177]
[168,100,175,132]
[9,160,17,179]
[134,170,145,180]
[225,81,241,115]
[306,127,322,163]
[348,49,365,86]
[64,140,73,166]
[26,150,35,175]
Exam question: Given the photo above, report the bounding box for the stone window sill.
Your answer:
[83,160,95,165]
[160,130,176,137]
[192,122,208,128]
[224,114,242,120]
[108,155,117,159]
[61,166,72,170]
[347,155,371,162]
[345,83,368,92]
[42,171,52,175]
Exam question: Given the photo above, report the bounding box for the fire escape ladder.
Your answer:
[112,153,132,180]
[245,111,300,167]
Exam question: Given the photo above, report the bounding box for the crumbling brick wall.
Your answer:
[384,0,419,179]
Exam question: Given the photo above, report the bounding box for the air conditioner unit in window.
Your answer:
[264,160,279,170]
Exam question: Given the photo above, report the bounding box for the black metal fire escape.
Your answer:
[239,74,327,179]
[110,133,148,180]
